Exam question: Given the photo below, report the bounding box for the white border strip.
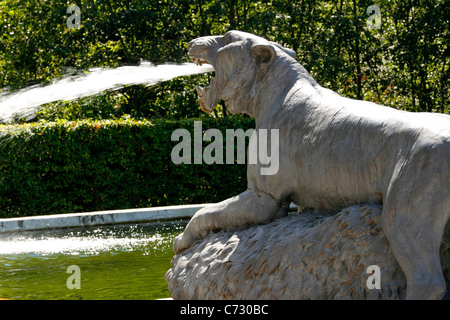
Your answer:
[0,204,214,233]
[0,203,298,233]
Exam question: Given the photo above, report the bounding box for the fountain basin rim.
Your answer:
[0,204,216,233]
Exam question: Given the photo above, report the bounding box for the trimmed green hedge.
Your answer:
[0,117,255,218]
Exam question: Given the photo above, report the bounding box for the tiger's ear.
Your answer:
[270,41,296,59]
[251,42,276,68]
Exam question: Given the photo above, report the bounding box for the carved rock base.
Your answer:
[166,204,450,300]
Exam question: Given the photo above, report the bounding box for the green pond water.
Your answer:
[0,219,187,300]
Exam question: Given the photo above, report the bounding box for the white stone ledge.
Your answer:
[0,202,298,233]
[0,204,214,233]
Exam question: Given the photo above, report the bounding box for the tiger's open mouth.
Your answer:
[192,58,213,112]
[191,58,218,113]
[188,42,221,113]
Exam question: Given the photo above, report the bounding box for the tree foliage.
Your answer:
[0,0,448,119]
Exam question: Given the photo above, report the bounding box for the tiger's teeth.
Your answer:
[192,57,210,66]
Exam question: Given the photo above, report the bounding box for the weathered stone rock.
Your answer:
[166,204,450,300]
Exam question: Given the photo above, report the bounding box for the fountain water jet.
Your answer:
[0,62,214,123]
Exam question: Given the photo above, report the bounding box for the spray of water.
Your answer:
[0,62,214,123]
[0,234,163,255]
[0,221,186,256]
